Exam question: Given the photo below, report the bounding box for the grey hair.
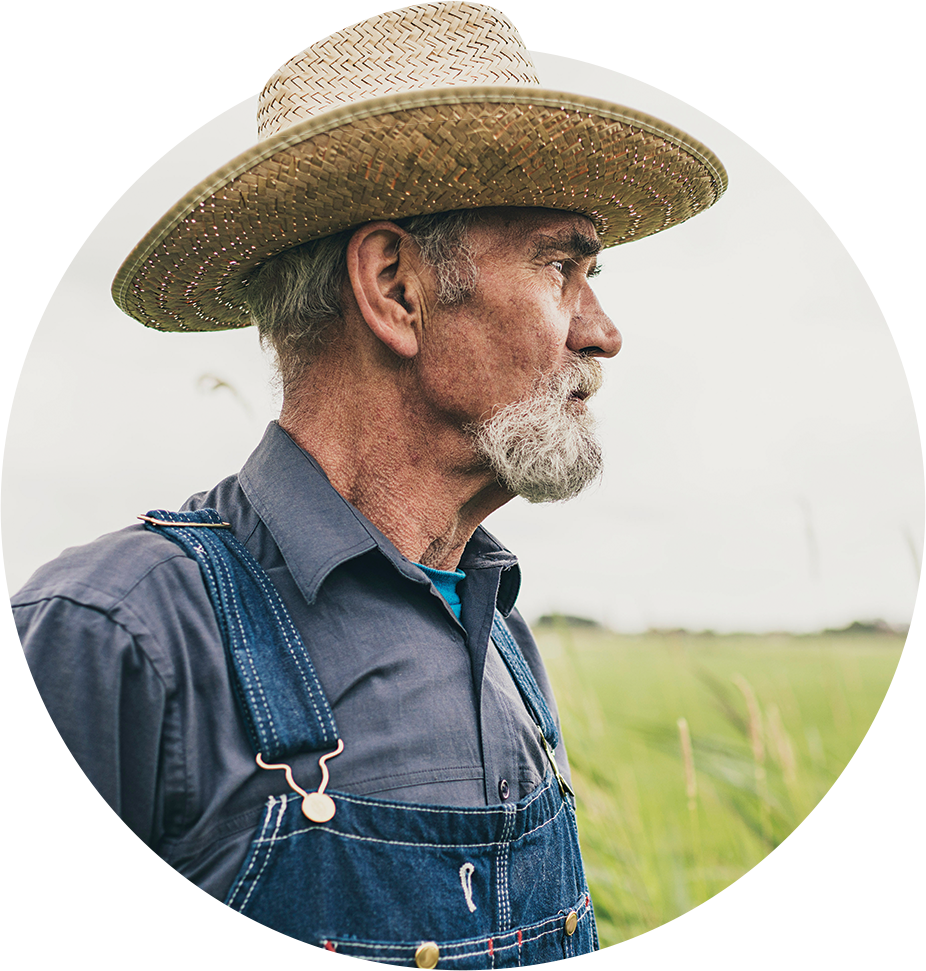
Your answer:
[246,209,482,393]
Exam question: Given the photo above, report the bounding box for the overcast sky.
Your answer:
[2,53,920,634]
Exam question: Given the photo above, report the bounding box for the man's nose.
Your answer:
[567,287,622,358]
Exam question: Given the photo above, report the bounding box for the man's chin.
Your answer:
[471,382,603,503]
[514,466,602,504]
[497,434,603,504]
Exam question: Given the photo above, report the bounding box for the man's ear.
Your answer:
[346,222,430,359]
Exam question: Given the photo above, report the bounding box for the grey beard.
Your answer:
[471,356,604,503]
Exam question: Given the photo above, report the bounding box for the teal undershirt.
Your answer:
[415,562,466,620]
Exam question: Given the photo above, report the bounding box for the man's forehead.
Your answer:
[469,206,601,255]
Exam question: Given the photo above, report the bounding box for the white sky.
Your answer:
[0,0,926,630]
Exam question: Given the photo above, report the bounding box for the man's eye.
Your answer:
[550,260,565,274]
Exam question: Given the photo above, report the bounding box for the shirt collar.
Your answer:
[238,422,521,613]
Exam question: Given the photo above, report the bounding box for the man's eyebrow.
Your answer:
[528,228,602,262]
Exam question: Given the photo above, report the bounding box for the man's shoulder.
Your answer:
[12,467,252,613]
[12,518,210,624]
[11,514,230,695]
[12,520,203,609]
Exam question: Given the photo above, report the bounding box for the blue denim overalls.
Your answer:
[142,509,597,967]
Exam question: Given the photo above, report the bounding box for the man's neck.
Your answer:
[279,368,511,572]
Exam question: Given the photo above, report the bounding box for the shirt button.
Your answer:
[498,779,510,801]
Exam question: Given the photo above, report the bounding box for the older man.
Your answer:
[13,2,724,965]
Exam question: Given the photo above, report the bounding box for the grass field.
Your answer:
[534,622,904,947]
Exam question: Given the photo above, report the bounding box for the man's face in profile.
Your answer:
[420,207,622,503]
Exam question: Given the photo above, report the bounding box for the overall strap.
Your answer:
[490,612,559,750]
[141,508,339,761]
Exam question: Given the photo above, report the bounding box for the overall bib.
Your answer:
[143,509,597,967]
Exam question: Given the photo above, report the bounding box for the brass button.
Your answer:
[415,941,440,969]
[564,911,578,936]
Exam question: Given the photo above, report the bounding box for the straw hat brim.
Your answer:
[112,86,728,332]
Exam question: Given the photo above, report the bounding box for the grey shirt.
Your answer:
[13,422,568,901]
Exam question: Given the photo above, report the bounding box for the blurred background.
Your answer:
[0,0,926,632]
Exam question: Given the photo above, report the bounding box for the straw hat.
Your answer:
[112,2,727,333]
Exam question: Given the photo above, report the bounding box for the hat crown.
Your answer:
[257,2,540,140]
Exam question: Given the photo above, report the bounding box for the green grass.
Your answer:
[535,623,904,947]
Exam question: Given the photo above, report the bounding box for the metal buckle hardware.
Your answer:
[256,739,345,822]
[540,728,575,798]
[137,515,232,528]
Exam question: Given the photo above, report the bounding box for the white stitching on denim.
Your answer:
[495,810,506,931]
[502,806,515,930]
[195,528,280,751]
[255,790,566,850]
[459,862,477,914]
[172,517,330,747]
[236,544,337,739]
[154,513,337,747]
[350,953,428,963]
[326,896,589,954]
[217,557,279,742]
[254,793,567,848]
[177,518,328,752]
[494,830,503,931]
[330,915,582,963]
[201,796,289,968]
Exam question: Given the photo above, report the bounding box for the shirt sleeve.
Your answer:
[0,597,166,971]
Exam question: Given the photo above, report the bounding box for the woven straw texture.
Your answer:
[258,3,539,139]
[112,3,728,333]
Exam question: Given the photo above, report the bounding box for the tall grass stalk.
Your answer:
[535,625,902,947]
